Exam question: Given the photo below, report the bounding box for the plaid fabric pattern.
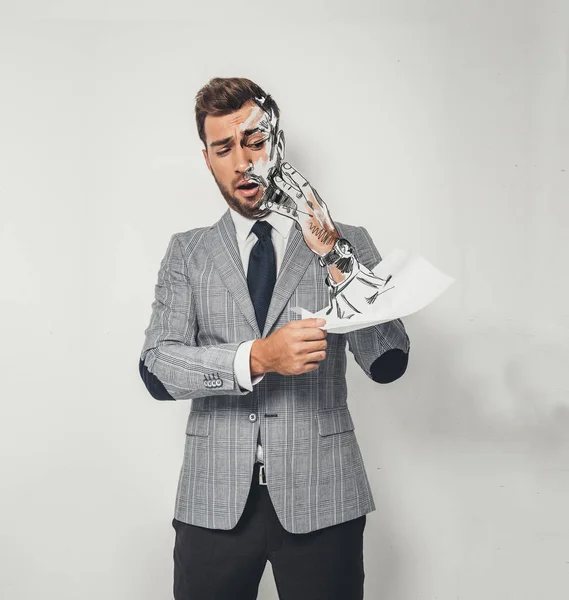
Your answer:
[140,210,410,533]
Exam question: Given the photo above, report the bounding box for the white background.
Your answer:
[1,1,568,598]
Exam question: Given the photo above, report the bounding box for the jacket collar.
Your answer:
[228,206,294,243]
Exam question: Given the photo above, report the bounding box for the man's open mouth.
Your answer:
[236,181,261,198]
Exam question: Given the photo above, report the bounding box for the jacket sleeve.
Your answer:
[345,226,411,384]
[139,233,249,400]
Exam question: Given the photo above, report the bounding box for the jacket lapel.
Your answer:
[263,221,351,336]
[262,224,314,336]
[205,210,261,337]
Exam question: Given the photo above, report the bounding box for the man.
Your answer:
[139,77,410,600]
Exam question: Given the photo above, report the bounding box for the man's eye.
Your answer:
[248,138,268,150]
[216,148,231,156]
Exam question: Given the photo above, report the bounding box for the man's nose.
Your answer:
[234,145,253,173]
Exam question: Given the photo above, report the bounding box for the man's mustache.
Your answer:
[240,171,266,187]
[241,163,281,189]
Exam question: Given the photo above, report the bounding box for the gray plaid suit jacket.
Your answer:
[139,209,410,534]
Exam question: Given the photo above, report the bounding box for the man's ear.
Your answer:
[202,147,212,172]
[275,129,286,161]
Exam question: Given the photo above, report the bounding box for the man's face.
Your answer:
[202,100,284,219]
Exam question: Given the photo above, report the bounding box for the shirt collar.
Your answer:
[229,206,294,242]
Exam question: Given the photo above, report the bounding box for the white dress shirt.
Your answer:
[229,207,294,463]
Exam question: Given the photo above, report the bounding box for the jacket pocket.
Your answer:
[185,411,211,437]
[316,405,355,436]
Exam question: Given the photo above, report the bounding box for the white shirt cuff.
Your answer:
[234,340,265,392]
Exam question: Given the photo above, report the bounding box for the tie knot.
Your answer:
[252,220,272,240]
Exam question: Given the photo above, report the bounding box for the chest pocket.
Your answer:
[293,260,331,315]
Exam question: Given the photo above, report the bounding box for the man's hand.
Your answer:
[251,318,327,376]
[260,162,340,256]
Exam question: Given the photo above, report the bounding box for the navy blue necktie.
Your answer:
[247,220,276,333]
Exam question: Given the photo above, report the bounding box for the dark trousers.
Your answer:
[173,462,366,599]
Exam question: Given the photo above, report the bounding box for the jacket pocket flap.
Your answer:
[186,411,211,436]
[316,405,354,436]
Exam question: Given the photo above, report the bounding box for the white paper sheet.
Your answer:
[291,248,455,333]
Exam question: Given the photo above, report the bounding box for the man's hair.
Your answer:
[195,77,280,147]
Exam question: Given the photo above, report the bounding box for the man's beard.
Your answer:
[211,171,269,220]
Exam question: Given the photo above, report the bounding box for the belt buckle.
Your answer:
[258,463,267,486]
